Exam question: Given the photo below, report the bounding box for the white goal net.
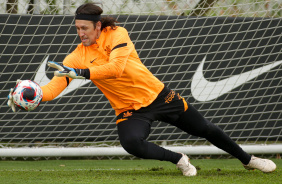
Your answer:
[0,0,281,159]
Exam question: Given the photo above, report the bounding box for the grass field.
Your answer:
[0,158,281,184]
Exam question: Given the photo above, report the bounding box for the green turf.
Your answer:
[0,159,281,184]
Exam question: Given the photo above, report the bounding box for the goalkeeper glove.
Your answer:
[7,79,22,112]
[47,61,89,79]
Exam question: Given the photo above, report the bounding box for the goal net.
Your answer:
[0,0,281,159]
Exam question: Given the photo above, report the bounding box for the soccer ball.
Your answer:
[12,80,43,111]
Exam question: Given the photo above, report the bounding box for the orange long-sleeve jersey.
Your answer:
[41,26,164,115]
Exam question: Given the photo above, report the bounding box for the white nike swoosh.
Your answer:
[191,56,282,102]
[34,55,91,99]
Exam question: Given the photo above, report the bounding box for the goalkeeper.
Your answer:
[9,3,276,176]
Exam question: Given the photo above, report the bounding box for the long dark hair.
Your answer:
[75,3,118,30]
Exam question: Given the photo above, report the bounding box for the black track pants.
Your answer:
[117,87,251,165]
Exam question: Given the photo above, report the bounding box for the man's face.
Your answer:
[75,20,101,46]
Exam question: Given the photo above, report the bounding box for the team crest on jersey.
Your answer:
[105,45,111,56]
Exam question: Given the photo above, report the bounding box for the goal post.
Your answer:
[0,0,281,159]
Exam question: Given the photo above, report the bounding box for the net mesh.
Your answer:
[0,0,281,157]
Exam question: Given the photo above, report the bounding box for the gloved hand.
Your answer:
[47,61,85,79]
[7,79,22,112]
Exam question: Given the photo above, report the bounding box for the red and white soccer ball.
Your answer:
[12,80,43,111]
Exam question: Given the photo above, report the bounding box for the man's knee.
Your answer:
[189,121,222,138]
[119,134,147,156]
[204,123,224,138]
